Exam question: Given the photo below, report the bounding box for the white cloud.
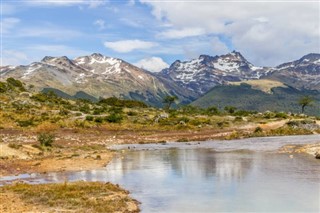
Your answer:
[24,0,106,8]
[88,0,106,8]
[141,1,320,66]
[134,57,169,72]
[127,0,135,6]
[104,39,158,53]
[120,18,143,28]
[211,37,229,55]
[1,45,90,66]
[158,28,206,39]
[17,26,83,40]
[28,45,90,57]
[25,0,85,6]
[1,50,31,66]
[94,19,105,30]
[1,18,20,34]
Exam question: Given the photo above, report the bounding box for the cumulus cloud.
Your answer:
[93,19,106,30]
[158,27,206,39]
[134,57,169,72]
[104,39,158,53]
[141,1,320,66]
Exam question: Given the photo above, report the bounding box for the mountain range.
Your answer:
[1,51,319,112]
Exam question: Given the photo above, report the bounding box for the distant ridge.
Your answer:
[1,52,319,108]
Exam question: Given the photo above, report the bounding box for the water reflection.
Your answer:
[106,149,319,212]
[111,149,254,182]
[0,148,319,212]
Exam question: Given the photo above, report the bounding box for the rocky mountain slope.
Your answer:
[158,51,320,96]
[265,53,320,91]
[1,51,319,108]
[158,51,271,95]
[0,53,193,106]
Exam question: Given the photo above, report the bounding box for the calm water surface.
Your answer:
[1,135,320,212]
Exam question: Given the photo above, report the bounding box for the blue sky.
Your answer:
[1,0,319,72]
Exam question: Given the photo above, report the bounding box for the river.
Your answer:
[1,135,319,212]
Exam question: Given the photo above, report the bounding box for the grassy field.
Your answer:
[0,181,139,213]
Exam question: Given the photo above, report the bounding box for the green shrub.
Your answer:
[94,117,104,123]
[224,106,237,114]
[37,132,55,147]
[105,113,123,123]
[79,104,90,114]
[99,97,147,108]
[234,116,243,121]
[206,106,219,115]
[178,117,190,123]
[275,112,288,119]
[59,109,70,116]
[254,127,263,133]
[85,116,94,121]
[0,82,7,93]
[17,119,34,127]
[8,143,22,149]
[108,106,123,114]
[6,78,25,91]
[127,111,137,116]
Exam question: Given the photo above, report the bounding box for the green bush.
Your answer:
[8,143,22,149]
[127,111,137,116]
[0,82,7,93]
[105,113,123,123]
[178,117,190,123]
[99,97,147,108]
[275,112,288,119]
[17,119,34,127]
[224,106,237,114]
[234,116,243,121]
[85,115,94,121]
[37,132,55,147]
[94,117,104,123]
[59,109,70,116]
[254,127,263,133]
[206,106,219,115]
[6,78,25,91]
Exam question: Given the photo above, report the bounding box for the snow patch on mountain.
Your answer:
[22,63,42,79]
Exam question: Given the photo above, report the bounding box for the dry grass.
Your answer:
[0,181,140,213]
[230,79,287,93]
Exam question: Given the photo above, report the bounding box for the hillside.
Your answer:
[1,52,319,109]
[0,53,191,107]
[191,82,320,116]
[265,53,320,91]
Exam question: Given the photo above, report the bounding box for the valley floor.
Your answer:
[0,121,319,213]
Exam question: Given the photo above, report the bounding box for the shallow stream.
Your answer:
[1,135,320,212]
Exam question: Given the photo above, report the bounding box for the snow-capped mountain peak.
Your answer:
[159,51,271,95]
